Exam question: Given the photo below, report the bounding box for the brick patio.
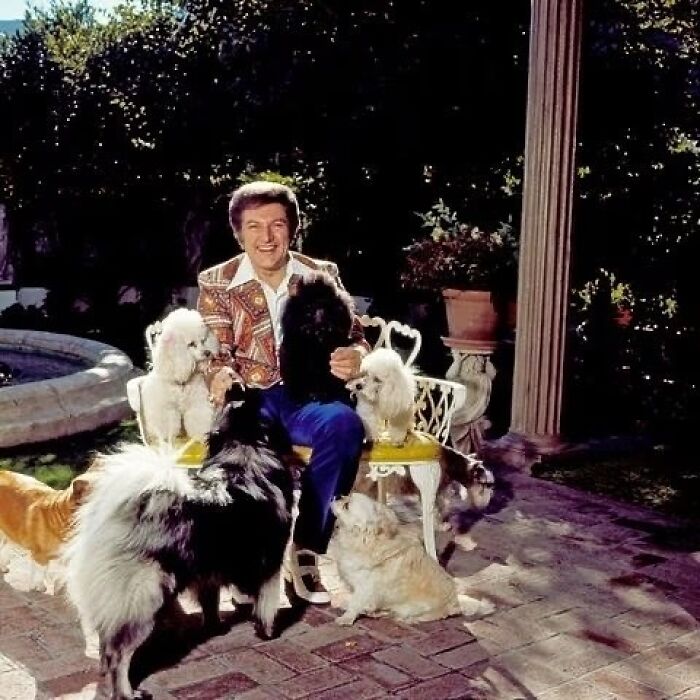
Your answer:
[1,466,699,699]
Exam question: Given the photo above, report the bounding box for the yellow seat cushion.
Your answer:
[291,431,441,465]
[173,438,208,468]
[291,445,313,463]
[363,431,442,462]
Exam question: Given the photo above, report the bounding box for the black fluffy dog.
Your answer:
[64,383,293,700]
[280,272,355,403]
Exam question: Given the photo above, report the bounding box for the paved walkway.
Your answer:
[1,466,699,699]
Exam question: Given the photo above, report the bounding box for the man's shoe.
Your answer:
[283,547,331,604]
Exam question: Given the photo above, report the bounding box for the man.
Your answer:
[198,181,367,604]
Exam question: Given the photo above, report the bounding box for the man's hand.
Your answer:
[209,366,238,409]
[329,345,365,381]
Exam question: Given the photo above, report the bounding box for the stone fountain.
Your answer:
[0,329,139,448]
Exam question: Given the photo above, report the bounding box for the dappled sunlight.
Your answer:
[0,464,697,698]
[352,462,698,698]
[0,653,39,699]
[430,466,700,697]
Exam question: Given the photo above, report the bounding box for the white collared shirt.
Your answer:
[226,254,315,347]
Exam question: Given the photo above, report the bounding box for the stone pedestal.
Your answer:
[444,341,497,456]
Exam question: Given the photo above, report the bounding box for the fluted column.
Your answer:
[492,0,583,467]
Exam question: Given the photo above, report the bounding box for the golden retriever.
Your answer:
[0,469,97,591]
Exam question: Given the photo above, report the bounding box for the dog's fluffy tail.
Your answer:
[66,442,191,537]
[61,443,187,559]
[61,443,189,634]
[456,593,495,619]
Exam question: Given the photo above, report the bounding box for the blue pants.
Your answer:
[260,384,364,553]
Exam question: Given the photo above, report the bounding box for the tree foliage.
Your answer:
[0,0,697,436]
[563,0,700,436]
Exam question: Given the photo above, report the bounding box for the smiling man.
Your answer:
[197,181,368,604]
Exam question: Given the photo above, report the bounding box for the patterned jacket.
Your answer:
[197,252,367,388]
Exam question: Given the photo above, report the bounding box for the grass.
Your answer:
[533,444,700,522]
[1,422,697,523]
[0,420,140,488]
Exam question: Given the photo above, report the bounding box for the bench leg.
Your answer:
[408,462,441,560]
[377,475,387,504]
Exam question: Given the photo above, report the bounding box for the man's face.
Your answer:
[238,202,291,275]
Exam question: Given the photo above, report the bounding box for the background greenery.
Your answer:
[0,419,139,488]
[533,445,699,522]
[0,418,696,522]
[0,0,698,441]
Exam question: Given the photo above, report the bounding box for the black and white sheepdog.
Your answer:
[63,383,294,700]
[280,272,355,403]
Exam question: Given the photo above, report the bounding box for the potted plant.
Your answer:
[574,269,635,328]
[400,199,519,351]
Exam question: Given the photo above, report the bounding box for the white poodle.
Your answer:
[131,308,219,445]
[347,348,416,444]
[329,493,492,625]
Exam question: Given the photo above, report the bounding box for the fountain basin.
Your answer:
[0,329,140,448]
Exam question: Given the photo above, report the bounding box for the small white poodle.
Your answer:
[133,308,219,445]
[347,348,416,444]
[329,493,492,625]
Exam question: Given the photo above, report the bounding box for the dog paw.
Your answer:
[131,690,153,700]
[458,594,495,619]
[254,619,276,640]
[209,367,238,408]
[202,616,227,635]
[335,613,356,626]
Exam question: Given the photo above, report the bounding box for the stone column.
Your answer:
[489,0,583,468]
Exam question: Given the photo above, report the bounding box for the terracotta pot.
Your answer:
[441,288,499,352]
[614,308,633,328]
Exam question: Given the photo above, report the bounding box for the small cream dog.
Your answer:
[134,308,219,444]
[0,469,97,591]
[329,493,492,625]
[347,348,416,444]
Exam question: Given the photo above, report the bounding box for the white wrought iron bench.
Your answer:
[127,314,467,560]
[291,315,466,559]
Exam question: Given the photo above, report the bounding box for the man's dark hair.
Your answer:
[228,181,300,239]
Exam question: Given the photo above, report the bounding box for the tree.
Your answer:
[1,0,698,437]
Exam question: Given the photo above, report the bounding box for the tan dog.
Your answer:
[329,493,492,625]
[0,469,97,591]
